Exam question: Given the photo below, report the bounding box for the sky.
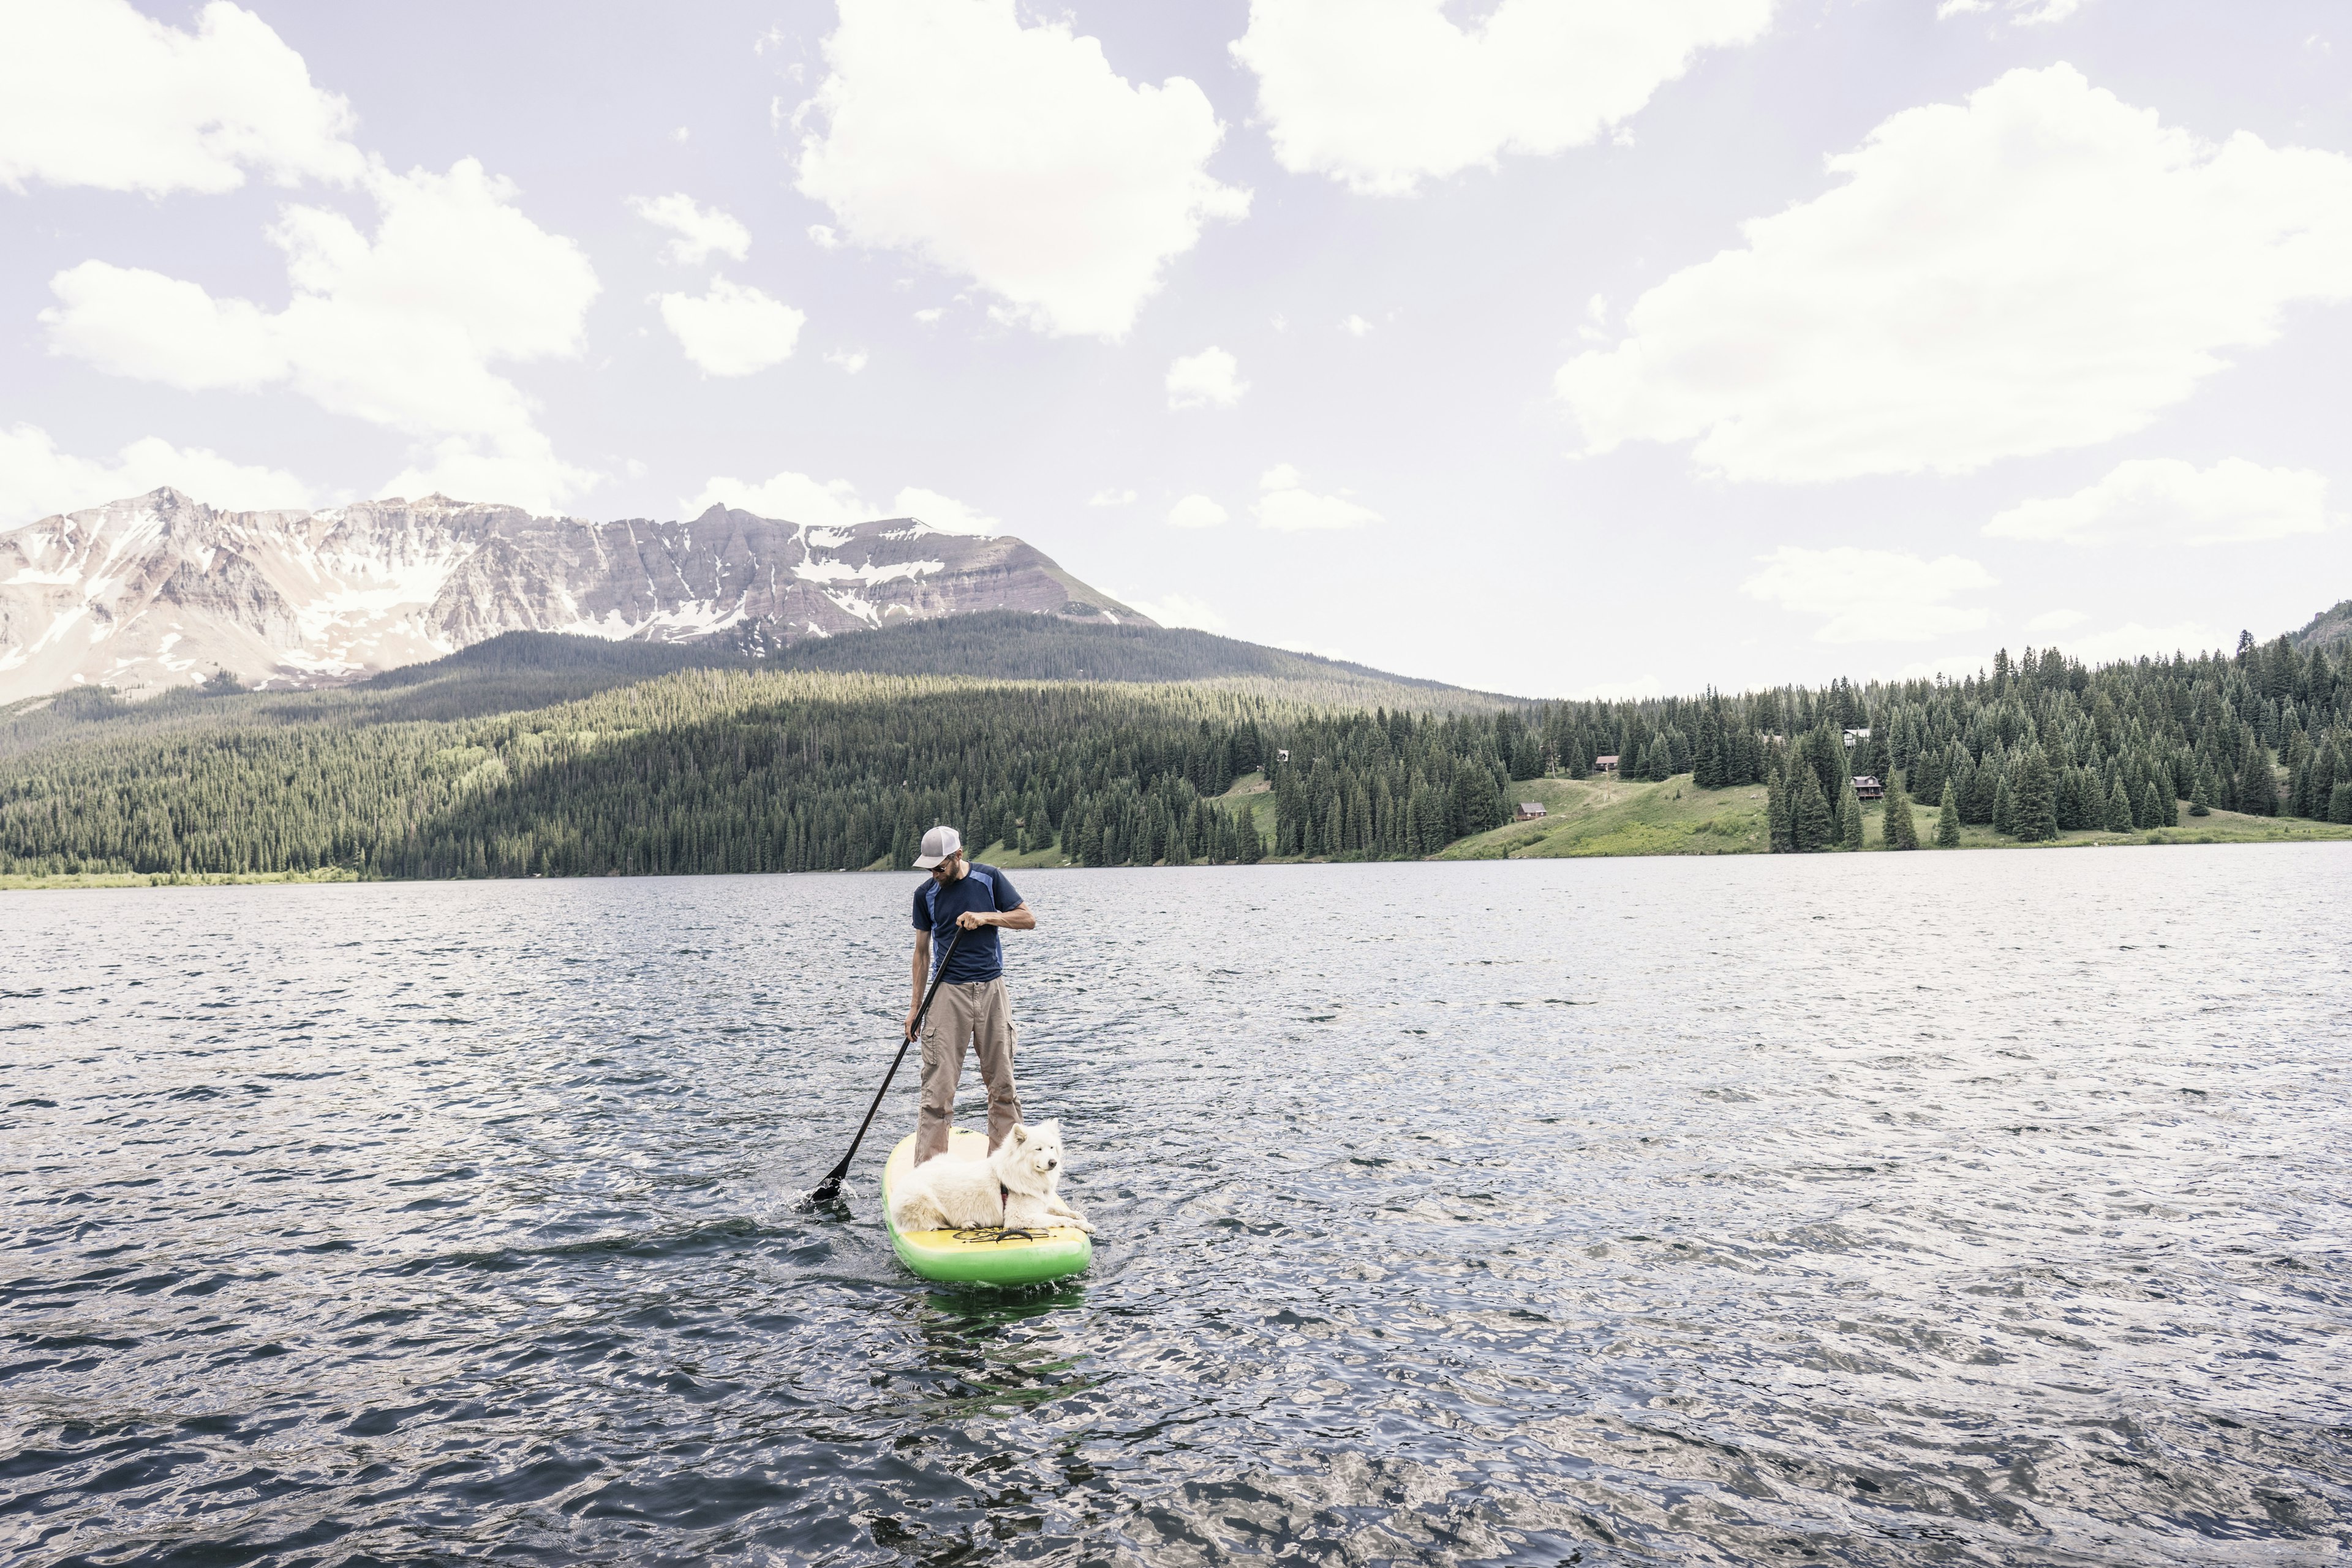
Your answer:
[2,0,2349,699]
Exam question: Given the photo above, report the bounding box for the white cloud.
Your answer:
[1254,465,1381,531]
[0,0,363,195]
[893,486,1000,535]
[1166,346,1247,409]
[809,224,841,249]
[686,470,873,526]
[826,347,869,374]
[1740,546,1997,643]
[1124,591,1227,632]
[0,423,318,526]
[1167,494,1227,528]
[680,473,1000,535]
[42,263,289,388]
[42,159,601,512]
[1556,66,2352,483]
[2027,608,2089,634]
[657,277,805,375]
[380,440,589,514]
[1230,0,1771,196]
[2063,620,2223,664]
[1985,458,2329,546]
[630,193,752,265]
[1088,488,1136,507]
[1937,0,2083,25]
[1341,314,1371,337]
[913,307,943,323]
[794,0,1249,338]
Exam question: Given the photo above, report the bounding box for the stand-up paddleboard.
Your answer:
[881,1129,1093,1286]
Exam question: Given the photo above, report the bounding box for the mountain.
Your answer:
[0,488,1150,703]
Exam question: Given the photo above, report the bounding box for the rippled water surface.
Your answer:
[6,849,2352,1566]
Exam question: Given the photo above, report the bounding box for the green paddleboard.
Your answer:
[880,1129,1093,1286]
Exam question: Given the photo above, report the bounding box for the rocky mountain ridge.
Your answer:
[0,489,1149,702]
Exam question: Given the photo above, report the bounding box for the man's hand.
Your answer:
[903,1006,922,1042]
[956,910,992,931]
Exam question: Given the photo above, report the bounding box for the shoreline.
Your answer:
[7,785,2348,893]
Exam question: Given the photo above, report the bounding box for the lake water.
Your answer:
[4,849,2350,1566]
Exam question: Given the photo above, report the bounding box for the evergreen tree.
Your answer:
[1794,771,1832,852]
[2105,779,2134,832]
[1693,703,1726,788]
[2332,781,2352,826]
[1910,745,1945,810]
[2236,734,2277,816]
[2013,748,2058,842]
[2141,781,2170,831]
[1959,753,1996,825]
[1767,771,1794,853]
[1937,782,1961,847]
[2189,772,2212,816]
[1992,775,2015,837]
[1882,777,1919,850]
[1838,783,1863,849]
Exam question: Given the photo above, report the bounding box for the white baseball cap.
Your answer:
[913,824,962,869]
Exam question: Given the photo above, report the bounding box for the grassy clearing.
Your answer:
[1438,775,2352,862]
[0,867,361,892]
[1440,775,1771,860]
[963,839,1076,870]
[1877,801,2352,851]
[1217,770,1280,847]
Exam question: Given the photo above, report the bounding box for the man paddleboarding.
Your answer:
[907,825,1035,1166]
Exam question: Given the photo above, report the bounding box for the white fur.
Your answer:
[890,1120,1093,1234]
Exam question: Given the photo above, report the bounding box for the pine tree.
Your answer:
[2105,779,2134,833]
[1795,771,1831,852]
[1938,782,1962,847]
[1882,778,1919,850]
[2332,781,2352,826]
[2189,772,2212,816]
[2141,781,2170,831]
[1693,703,1725,788]
[2014,748,2058,842]
[1767,771,1794,853]
[1839,785,1863,850]
[1992,775,2015,836]
[2236,734,2275,816]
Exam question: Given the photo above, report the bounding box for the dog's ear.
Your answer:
[1011,1125,1027,1144]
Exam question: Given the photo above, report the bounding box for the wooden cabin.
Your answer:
[1593,754,1619,773]
[1515,801,1548,821]
[1851,775,1884,800]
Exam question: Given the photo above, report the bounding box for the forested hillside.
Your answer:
[2,625,2347,881]
[742,611,1483,697]
[2293,599,2352,654]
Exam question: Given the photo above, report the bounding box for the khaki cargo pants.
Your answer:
[915,978,1021,1164]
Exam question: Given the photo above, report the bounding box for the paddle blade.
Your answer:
[796,1156,853,1210]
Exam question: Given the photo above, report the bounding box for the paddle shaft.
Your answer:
[809,924,967,1200]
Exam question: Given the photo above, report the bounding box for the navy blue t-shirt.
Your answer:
[911,862,1024,984]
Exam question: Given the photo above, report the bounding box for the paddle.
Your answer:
[799,924,967,1208]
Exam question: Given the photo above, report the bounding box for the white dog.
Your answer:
[891,1120,1093,1235]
